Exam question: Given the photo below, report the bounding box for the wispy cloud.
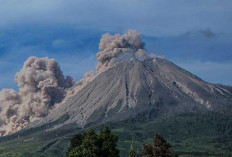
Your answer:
[0,0,232,36]
[179,28,219,39]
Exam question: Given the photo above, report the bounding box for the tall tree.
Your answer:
[142,133,174,157]
[98,126,119,157]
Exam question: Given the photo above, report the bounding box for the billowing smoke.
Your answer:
[0,57,75,136]
[96,30,154,73]
[0,30,155,136]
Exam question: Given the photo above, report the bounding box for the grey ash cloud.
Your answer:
[96,30,154,73]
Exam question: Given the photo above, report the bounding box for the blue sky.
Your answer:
[0,0,232,90]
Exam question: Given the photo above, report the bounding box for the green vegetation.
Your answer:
[67,126,119,157]
[0,111,232,157]
[66,128,175,157]
[111,111,232,156]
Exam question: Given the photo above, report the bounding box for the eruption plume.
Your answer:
[96,30,154,73]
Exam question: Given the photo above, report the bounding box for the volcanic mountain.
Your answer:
[1,57,232,157]
[30,57,232,130]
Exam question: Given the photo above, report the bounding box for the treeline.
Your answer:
[66,126,177,157]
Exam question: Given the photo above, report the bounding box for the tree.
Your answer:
[98,126,119,157]
[142,133,175,157]
[67,134,83,153]
[66,126,119,157]
[142,144,153,157]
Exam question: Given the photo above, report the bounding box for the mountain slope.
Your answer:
[30,58,232,129]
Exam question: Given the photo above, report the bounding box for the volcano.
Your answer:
[30,58,232,129]
[0,57,232,157]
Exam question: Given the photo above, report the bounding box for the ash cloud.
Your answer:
[96,30,154,73]
[0,57,75,136]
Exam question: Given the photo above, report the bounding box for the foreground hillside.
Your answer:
[0,109,232,157]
